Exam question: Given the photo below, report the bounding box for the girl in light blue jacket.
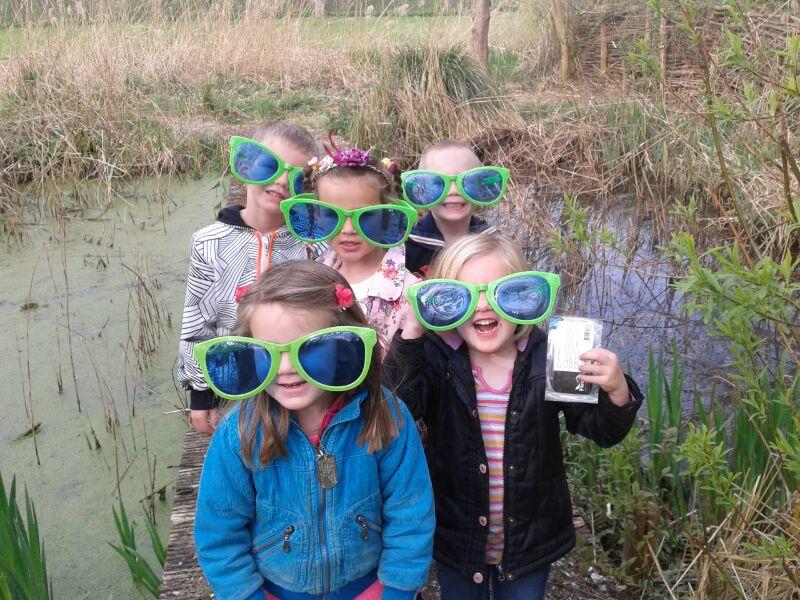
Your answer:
[193,260,434,600]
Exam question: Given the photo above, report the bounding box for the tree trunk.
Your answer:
[471,0,491,69]
[599,0,607,76]
[551,0,570,81]
[659,8,668,92]
[314,0,326,17]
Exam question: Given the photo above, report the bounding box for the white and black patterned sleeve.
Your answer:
[177,234,219,408]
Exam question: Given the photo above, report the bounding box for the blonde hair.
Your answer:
[419,140,481,169]
[428,234,532,340]
[234,261,398,467]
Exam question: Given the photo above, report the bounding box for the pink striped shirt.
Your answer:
[472,364,512,564]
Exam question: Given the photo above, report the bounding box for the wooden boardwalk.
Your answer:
[160,428,213,599]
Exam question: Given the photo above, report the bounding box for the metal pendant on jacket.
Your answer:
[316,447,339,489]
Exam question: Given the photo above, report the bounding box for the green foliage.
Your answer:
[0,473,52,600]
[109,497,164,598]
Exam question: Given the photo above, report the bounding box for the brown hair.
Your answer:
[429,234,532,341]
[252,120,321,158]
[233,260,398,467]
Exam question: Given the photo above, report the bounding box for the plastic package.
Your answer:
[545,316,603,403]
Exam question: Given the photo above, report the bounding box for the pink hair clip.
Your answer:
[334,283,354,310]
[234,284,252,304]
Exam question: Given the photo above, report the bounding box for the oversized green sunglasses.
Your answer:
[280,195,419,248]
[400,166,510,208]
[407,271,561,331]
[229,136,307,195]
[193,326,377,401]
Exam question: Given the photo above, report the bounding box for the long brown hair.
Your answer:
[233,260,398,467]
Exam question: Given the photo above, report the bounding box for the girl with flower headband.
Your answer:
[178,121,327,435]
[279,133,421,347]
[193,260,435,600]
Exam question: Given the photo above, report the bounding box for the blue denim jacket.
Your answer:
[194,388,435,600]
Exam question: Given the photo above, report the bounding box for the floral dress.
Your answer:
[323,246,419,349]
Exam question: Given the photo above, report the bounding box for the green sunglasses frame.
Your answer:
[229,136,307,195]
[400,166,511,208]
[280,194,419,248]
[406,271,561,332]
[193,326,378,401]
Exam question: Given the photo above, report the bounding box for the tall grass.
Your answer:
[348,44,522,162]
[566,345,800,596]
[0,473,52,600]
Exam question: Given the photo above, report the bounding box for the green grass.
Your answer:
[0,473,52,600]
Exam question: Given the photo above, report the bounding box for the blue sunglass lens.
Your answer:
[298,332,366,388]
[461,168,504,205]
[403,173,446,207]
[288,202,340,241]
[495,275,551,322]
[291,171,305,196]
[205,341,271,397]
[358,208,409,246]
[416,282,472,328]
[232,142,280,184]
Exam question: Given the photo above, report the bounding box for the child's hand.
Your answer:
[191,408,221,435]
[400,307,426,340]
[577,348,630,407]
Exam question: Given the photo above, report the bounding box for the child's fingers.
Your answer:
[576,373,606,386]
[579,348,617,364]
[577,362,609,374]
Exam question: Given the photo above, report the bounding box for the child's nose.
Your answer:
[447,179,458,196]
[274,169,290,188]
[340,216,357,234]
[277,351,294,374]
[476,291,490,311]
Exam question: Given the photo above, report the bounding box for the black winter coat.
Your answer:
[384,326,643,584]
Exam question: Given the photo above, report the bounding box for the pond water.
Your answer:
[0,177,730,596]
[0,177,223,598]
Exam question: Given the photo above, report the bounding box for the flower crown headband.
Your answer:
[308,130,397,183]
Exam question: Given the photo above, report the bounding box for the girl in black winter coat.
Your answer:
[385,234,643,600]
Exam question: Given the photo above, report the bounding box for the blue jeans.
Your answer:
[437,563,550,600]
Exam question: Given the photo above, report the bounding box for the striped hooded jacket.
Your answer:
[177,205,324,410]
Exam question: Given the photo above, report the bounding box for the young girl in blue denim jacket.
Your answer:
[193,260,435,600]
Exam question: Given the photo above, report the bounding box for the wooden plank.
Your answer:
[159,428,213,599]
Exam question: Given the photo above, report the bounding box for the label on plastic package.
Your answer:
[546,316,603,403]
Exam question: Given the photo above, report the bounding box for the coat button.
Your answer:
[478,515,488,526]
[471,409,479,419]
[507,571,515,581]
[479,463,487,474]
[511,410,519,418]
[508,516,515,525]
[473,572,484,584]
[508,464,516,472]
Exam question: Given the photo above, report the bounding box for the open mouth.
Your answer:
[473,319,499,334]
[277,381,306,390]
[264,189,286,202]
[441,200,465,209]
